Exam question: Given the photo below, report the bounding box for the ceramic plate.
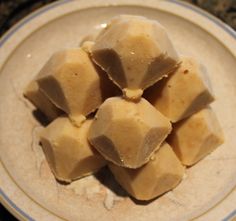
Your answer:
[0,0,236,220]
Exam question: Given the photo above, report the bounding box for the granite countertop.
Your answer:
[0,0,236,37]
[0,0,235,220]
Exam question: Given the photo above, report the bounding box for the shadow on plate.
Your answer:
[94,166,160,205]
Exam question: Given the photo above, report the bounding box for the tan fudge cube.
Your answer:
[109,142,184,201]
[40,117,106,182]
[88,97,171,168]
[24,81,62,121]
[144,57,214,122]
[37,48,116,126]
[168,108,224,166]
[91,15,179,100]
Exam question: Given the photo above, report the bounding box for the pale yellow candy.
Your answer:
[168,108,224,166]
[109,142,184,201]
[24,81,62,121]
[40,117,106,182]
[88,97,172,168]
[144,57,214,122]
[80,35,97,46]
[81,41,95,53]
[37,48,116,126]
[91,15,179,100]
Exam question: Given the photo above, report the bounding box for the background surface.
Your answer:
[0,0,235,220]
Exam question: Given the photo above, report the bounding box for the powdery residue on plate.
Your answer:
[65,167,126,210]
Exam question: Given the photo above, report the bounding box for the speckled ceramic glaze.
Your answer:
[0,1,236,221]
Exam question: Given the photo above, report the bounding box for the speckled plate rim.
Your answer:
[0,0,236,220]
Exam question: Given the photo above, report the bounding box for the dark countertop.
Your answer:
[0,0,235,220]
[0,0,236,37]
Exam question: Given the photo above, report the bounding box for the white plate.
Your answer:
[0,0,236,220]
